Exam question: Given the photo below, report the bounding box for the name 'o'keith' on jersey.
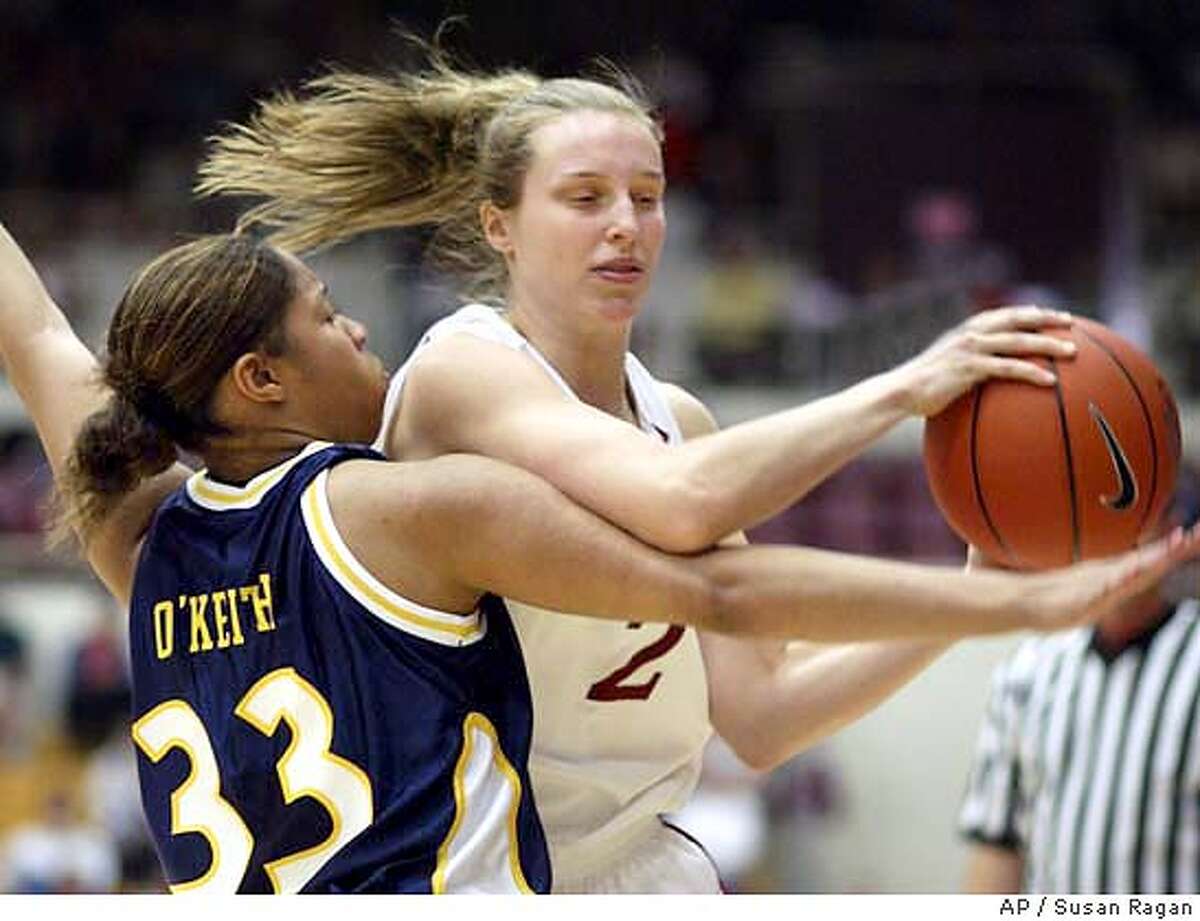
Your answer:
[127,442,549,893]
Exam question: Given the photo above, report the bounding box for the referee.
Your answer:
[959,489,1200,894]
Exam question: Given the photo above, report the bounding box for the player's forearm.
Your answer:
[673,371,911,548]
[0,222,68,358]
[719,640,950,769]
[0,222,106,479]
[698,544,1032,641]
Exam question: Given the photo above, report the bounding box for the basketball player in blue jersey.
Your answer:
[0,220,1196,894]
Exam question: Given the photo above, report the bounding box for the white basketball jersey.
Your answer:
[378,304,712,885]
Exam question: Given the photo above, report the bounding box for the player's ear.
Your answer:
[229,351,285,405]
[480,201,514,257]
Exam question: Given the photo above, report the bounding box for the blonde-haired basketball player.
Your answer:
[200,50,1108,892]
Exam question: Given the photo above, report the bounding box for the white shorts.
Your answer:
[552,819,723,894]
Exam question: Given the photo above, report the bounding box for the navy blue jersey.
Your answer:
[127,442,549,893]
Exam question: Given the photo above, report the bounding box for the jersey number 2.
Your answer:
[586,625,685,702]
[131,667,373,893]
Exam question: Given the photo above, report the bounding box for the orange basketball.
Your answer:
[923,316,1182,570]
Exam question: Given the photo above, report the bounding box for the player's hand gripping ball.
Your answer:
[923,316,1182,569]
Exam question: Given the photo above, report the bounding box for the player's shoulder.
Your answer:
[321,455,515,610]
[407,323,568,404]
[414,303,521,361]
[658,382,719,439]
[327,454,545,527]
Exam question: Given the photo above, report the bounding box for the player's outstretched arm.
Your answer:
[329,452,1200,640]
[0,221,103,481]
[0,222,187,602]
[397,306,1077,554]
[690,527,1199,640]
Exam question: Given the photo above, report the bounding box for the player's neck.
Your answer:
[200,432,315,486]
[504,304,634,422]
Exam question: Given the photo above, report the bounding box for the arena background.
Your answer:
[0,0,1197,893]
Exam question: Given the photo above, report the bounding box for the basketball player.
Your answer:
[197,55,1140,891]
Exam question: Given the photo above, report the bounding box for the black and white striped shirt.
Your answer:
[959,598,1200,893]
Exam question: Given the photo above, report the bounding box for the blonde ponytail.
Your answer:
[199,64,535,277]
[199,47,659,301]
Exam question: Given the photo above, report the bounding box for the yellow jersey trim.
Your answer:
[300,470,485,647]
[187,441,330,511]
[432,712,533,894]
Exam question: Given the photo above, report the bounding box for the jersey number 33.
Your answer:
[132,666,373,894]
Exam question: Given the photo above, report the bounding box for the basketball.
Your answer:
[923,316,1182,570]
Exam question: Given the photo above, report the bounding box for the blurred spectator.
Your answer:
[693,222,790,383]
[83,732,162,891]
[634,48,709,190]
[1150,252,1200,398]
[0,617,29,755]
[782,257,854,384]
[0,614,86,845]
[0,788,119,893]
[786,257,853,331]
[0,432,51,534]
[903,189,1016,311]
[64,603,131,752]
